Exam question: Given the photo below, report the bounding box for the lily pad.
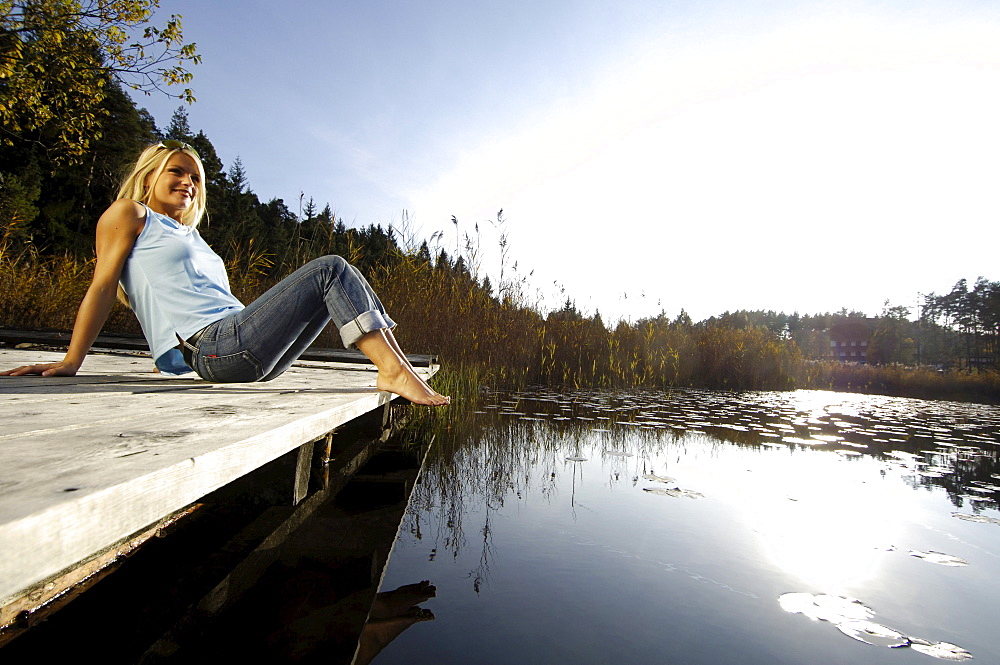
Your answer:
[953,512,1000,526]
[778,593,874,623]
[777,593,819,617]
[908,550,969,567]
[643,487,704,499]
[910,640,974,661]
[836,620,910,648]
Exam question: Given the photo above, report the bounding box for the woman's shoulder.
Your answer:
[97,199,146,237]
[101,199,147,223]
[105,198,146,215]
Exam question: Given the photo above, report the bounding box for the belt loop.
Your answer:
[180,325,208,369]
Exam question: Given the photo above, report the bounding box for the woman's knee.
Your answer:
[312,255,348,273]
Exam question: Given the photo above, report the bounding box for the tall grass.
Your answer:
[0,243,137,333]
[368,253,805,391]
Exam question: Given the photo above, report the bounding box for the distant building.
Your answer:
[828,319,875,364]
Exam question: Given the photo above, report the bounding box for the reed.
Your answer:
[0,242,136,333]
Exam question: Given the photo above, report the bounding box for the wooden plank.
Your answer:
[0,328,151,352]
[0,504,201,647]
[0,328,437,366]
[0,348,439,609]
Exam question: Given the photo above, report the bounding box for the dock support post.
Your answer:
[311,432,334,491]
[291,441,314,506]
[380,400,393,442]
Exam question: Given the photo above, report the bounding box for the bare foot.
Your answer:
[355,608,435,665]
[370,581,436,619]
[376,365,450,406]
[356,329,450,406]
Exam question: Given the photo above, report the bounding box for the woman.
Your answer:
[1,141,449,406]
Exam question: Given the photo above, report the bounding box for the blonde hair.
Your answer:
[117,142,208,228]
[116,142,209,307]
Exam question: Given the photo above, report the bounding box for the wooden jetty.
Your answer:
[0,338,439,661]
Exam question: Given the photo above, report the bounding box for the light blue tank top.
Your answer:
[119,203,244,372]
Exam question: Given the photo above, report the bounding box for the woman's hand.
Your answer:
[0,361,80,377]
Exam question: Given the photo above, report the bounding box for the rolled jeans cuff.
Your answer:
[340,309,397,348]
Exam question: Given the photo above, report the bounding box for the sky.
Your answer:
[131,0,1000,323]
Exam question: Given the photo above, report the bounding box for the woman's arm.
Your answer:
[1,200,145,377]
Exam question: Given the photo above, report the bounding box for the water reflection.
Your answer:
[355,581,437,665]
[376,388,1000,664]
[422,388,1000,548]
[743,456,903,592]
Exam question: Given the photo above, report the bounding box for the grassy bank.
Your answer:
[2,239,998,404]
[801,361,1000,404]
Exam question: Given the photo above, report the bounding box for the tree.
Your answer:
[302,196,317,222]
[0,160,40,238]
[435,248,451,271]
[1,0,200,164]
[548,297,582,322]
[416,240,432,266]
[869,302,915,365]
[672,309,692,328]
[227,156,249,194]
[0,76,158,250]
[479,274,493,298]
[924,277,1000,370]
[188,130,222,185]
[163,105,192,141]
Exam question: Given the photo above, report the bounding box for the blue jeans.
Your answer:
[185,255,396,382]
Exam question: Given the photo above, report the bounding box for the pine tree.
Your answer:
[165,107,194,142]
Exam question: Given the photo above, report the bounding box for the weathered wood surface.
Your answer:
[0,328,437,366]
[0,348,438,610]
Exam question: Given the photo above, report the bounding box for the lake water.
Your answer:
[371,388,1000,664]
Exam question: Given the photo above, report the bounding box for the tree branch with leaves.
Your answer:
[0,0,200,164]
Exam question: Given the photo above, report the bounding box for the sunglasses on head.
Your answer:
[157,139,200,159]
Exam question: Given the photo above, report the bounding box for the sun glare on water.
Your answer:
[742,394,921,592]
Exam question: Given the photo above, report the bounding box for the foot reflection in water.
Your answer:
[358,581,436,665]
